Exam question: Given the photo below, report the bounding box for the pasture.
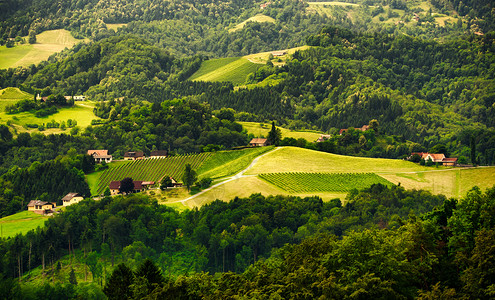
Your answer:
[229,14,276,32]
[0,211,48,238]
[189,57,260,85]
[0,29,88,69]
[240,121,323,142]
[197,146,274,179]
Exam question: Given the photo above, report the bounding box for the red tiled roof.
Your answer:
[124,151,144,158]
[250,138,268,144]
[88,150,108,156]
[442,158,458,162]
[150,150,168,157]
[109,181,120,189]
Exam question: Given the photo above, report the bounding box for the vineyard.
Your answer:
[258,172,393,193]
[95,153,211,195]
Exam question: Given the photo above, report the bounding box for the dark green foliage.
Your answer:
[267,121,282,146]
[182,164,197,191]
[69,268,77,285]
[197,177,212,189]
[135,258,164,293]
[119,177,134,194]
[160,176,173,190]
[103,263,134,300]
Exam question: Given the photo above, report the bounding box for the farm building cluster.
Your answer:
[410,152,458,166]
[27,192,84,215]
[87,149,168,163]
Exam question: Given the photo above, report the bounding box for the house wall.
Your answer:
[28,206,35,211]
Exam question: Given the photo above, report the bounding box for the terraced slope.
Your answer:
[95,153,211,195]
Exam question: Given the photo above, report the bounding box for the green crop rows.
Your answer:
[96,153,211,195]
[258,172,393,193]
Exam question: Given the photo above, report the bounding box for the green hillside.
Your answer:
[240,121,323,142]
[0,211,48,238]
[189,57,260,85]
[92,153,212,195]
[0,29,88,69]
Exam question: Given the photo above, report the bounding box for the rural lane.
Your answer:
[178,147,282,204]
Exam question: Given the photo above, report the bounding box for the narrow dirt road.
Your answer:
[177,147,282,204]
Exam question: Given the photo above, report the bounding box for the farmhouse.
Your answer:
[316,134,332,142]
[339,125,370,135]
[271,50,287,57]
[411,152,458,166]
[260,2,271,9]
[250,138,270,147]
[27,200,56,215]
[61,193,84,207]
[109,180,155,195]
[124,151,145,160]
[150,150,168,158]
[88,150,112,163]
[73,95,86,101]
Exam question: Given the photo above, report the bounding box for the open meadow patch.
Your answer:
[0,211,48,238]
[259,172,393,193]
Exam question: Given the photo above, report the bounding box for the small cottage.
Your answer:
[249,138,270,147]
[88,150,112,163]
[124,151,145,160]
[27,200,56,215]
[150,150,168,158]
[109,180,155,195]
[61,193,84,207]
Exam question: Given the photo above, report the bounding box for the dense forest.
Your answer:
[0,185,494,298]
[1,27,494,162]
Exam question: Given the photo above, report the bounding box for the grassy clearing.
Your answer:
[240,121,324,142]
[0,87,32,111]
[184,175,348,208]
[106,23,127,31]
[229,14,276,32]
[259,172,393,193]
[0,29,88,69]
[0,211,48,238]
[190,57,259,85]
[0,44,34,69]
[243,45,310,66]
[245,147,429,175]
[381,167,495,198]
[307,2,360,6]
[197,146,274,179]
[0,100,98,134]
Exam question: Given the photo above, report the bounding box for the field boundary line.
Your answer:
[177,147,283,204]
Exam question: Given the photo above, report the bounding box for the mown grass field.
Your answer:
[0,87,32,111]
[245,147,429,175]
[93,153,212,195]
[259,172,393,193]
[106,23,127,31]
[240,121,324,142]
[189,57,260,85]
[0,29,88,69]
[197,146,274,179]
[0,211,48,238]
[0,98,99,134]
[185,147,494,207]
[381,167,495,198]
[229,14,276,32]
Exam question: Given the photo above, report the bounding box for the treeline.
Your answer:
[0,153,92,217]
[1,185,495,298]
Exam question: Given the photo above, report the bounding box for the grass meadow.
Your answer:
[189,57,260,85]
[197,146,274,179]
[0,211,48,238]
[0,29,88,69]
[240,121,324,142]
[229,14,276,32]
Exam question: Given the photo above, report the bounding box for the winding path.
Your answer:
[178,147,282,204]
